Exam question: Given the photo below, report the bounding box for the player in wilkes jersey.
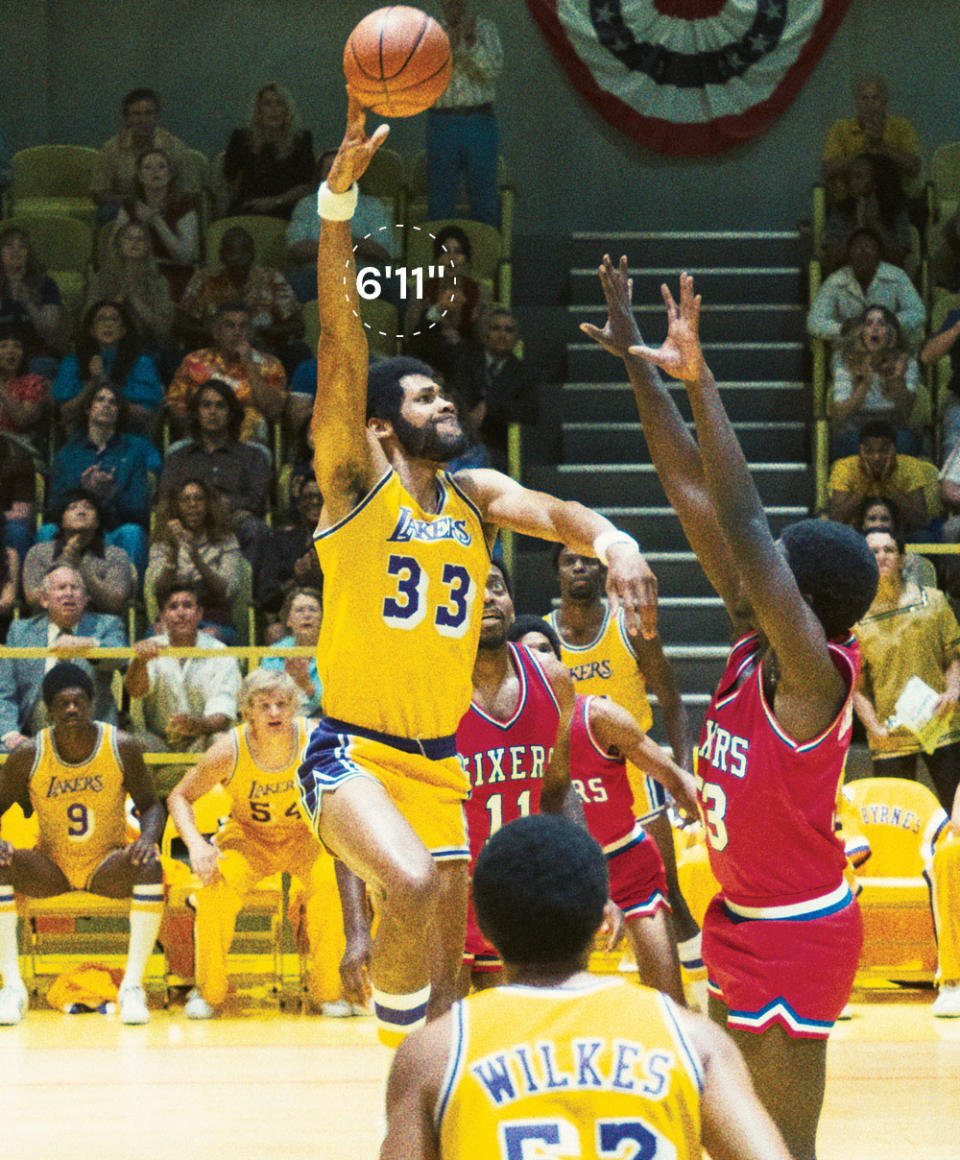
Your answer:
[545,544,705,986]
[581,260,879,1160]
[298,96,658,1047]
[456,566,575,991]
[380,814,792,1160]
[168,670,369,1018]
[0,663,164,1026]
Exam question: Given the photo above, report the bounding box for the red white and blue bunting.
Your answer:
[524,0,853,156]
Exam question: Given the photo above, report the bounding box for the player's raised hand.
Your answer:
[604,542,658,640]
[326,92,390,193]
[579,254,642,358]
[629,273,705,384]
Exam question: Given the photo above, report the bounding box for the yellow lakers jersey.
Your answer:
[438,978,702,1160]
[28,724,128,888]
[315,469,490,738]
[547,607,661,818]
[222,720,312,843]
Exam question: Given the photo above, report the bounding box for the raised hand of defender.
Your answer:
[327,93,390,193]
[630,273,705,383]
[579,254,643,358]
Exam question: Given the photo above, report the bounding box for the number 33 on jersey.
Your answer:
[313,470,491,739]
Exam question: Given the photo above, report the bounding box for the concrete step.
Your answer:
[569,230,803,269]
[527,464,813,508]
[567,302,808,344]
[553,381,809,424]
[515,550,719,610]
[562,420,807,463]
[567,339,807,383]
[578,506,809,551]
[570,266,805,306]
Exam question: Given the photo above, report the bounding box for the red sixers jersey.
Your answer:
[458,643,561,866]
[569,695,639,851]
[697,632,859,910]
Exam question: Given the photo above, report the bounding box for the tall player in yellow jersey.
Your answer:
[298,94,659,1048]
[0,663,164,1026]
[168,670,370,1018]
[381,814,791,1160]
[546,544,705,1000]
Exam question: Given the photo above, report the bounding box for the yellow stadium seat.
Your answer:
[205,214,288,271]
[839,777,947,982]
[2,212,93,275]
[10,145,99,226]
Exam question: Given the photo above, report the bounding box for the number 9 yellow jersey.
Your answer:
[314,469,491,740]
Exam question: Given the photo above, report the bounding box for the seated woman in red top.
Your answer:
[0,322,49,451]
[116,148,199,300]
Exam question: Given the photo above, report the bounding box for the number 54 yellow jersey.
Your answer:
[314,469,490,740]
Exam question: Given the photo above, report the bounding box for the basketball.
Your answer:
[344,6,452,118]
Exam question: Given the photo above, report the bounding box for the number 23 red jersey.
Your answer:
[696,633,859,910]
[457,643,561,867]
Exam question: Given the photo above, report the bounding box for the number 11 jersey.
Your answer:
[314,469,491,739]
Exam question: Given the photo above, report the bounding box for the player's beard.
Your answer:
[478,621,509,650]
[393,411,468,463]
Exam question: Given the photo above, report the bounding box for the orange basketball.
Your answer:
[344,6,452,118]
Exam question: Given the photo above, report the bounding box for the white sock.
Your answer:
[0,888,22,989]
[676,932,703,970]
[122,885,163,990]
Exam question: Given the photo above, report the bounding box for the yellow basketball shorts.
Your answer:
[297,717,469,860]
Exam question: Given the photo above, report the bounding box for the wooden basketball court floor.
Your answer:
[1,989,959,1159]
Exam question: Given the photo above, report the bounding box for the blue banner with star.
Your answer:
[525,0,853,155]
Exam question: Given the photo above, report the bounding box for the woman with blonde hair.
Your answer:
[86,221,174,345]
[224,83,314,219]
[829,303,924,457]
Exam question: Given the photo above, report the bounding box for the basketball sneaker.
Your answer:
[118,984,150,1024]
[0,983,28,1025]
[932,983,960,1017]
[184,989,216,1020]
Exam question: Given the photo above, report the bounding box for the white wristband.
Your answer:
[316,181,358,221]
[593,529,639,565]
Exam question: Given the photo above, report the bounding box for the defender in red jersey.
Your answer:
[456,566,575,992]
[582,261,879,1160]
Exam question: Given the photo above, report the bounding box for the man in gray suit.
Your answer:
[0,564,127,750]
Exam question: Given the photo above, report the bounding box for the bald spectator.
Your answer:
[166,303,287,446]
[0,564,126,750]
[91,88,199,223]
[825,420,939,535]
[124,580,240,798]
[822,73,922,208]
[808,227,925,349]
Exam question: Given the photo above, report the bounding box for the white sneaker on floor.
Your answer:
[320,998,368,1018]
[184,989,216,1020]
[118,985,150,1024]
[932,984,960,1017]
[836,1003,854,1020]
[0,984,28,1025]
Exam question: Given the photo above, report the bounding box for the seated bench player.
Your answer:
[167,670,370,1018]
[0,662,164,1025]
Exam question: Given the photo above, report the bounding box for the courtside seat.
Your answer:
[840,778,948,982]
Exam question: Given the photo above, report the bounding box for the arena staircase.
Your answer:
[515,230,812,739]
